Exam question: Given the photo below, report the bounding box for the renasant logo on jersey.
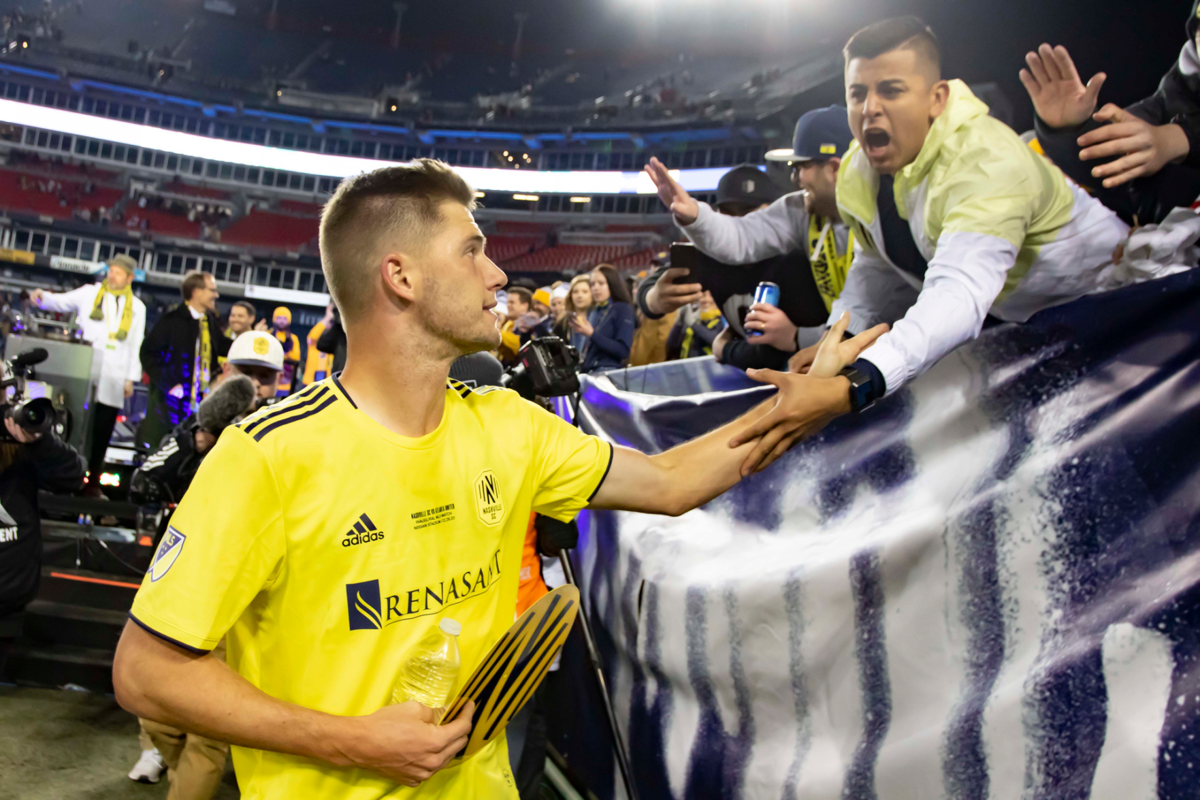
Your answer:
[346,548,502,630]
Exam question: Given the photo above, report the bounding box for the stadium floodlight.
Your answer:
[0,97,736,194]
[569,197,591,203]
[512,194,539,201]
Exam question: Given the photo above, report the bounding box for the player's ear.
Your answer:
[381,252,417,304]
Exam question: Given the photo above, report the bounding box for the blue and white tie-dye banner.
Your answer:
[558,268,1200,800]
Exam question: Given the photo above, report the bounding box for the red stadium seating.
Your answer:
[122,206,201,238]
[0,169,121,220]
[502,243,645,272]
[486,235,542,263]
[161,180,231,201]
[277,199,323,215]
[222,209,320,251]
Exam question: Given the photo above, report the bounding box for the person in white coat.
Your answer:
[31,254,146,498]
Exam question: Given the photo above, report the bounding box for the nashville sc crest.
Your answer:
[473,469,504,526]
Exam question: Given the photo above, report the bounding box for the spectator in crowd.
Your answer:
[303,303,337,386]
[643,108,862,371]
[548,284,568,334]
[1021,2,1200,226]
[269,306,302,397]
[628,261,677,366]
[137,330,284,502]
[129,330,285,795]
[137,272,231,452]
[30,255,145,498]
[572,264,635,373]
[315,305,347,375]
[667,290,726,360]
[224,300,256,339]
[499,286,533,364]
[730,17,1188,476]
[557,275,593,352]
[0,416,87,680]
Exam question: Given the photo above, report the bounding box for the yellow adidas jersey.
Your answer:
[130,375,613,799]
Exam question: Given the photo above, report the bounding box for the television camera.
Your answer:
[0,347,60,442]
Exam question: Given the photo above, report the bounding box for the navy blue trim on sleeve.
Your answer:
[128,612,213,655]
[587,442,616,502]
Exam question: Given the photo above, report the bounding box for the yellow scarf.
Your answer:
[192,312,212,407]
[807,216,855,312]
[90,281,134,340]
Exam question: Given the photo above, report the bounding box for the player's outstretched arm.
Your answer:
[588,316,887,517]
[113,621,473,788]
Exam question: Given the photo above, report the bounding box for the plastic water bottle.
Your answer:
[391,618,462,721]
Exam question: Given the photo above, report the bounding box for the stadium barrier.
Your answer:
[554,268,1200,799]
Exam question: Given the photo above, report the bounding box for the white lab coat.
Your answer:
[36,283,146,408]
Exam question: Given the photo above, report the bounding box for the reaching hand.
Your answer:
[787,340,820,374]
[346,700,474,787]
[124,380,135,399]
[29,288,44,304]
[1077,106,1190,187]
[645,267,703,316]
[808,313,889,378]
[644,157,700,225]
[743,303,798,352]
[1019,44,1105,129]
[727,372,850,476]
[253,319,269,332]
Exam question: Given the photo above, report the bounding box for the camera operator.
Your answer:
[137,330,283,503]
[0,404,87,676]
[30,254,146,499]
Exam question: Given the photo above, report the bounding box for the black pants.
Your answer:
[88,402,121,483]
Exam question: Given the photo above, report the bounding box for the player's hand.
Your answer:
[124,380,135,399]
[645,267,703,316]
[1077,106,1189,187]
[743,303,799,352]
[644,157,700,224]
[1019,44,1105,129]
[347,700,474,787]
[29,288,44,304]
[808,313,889,378]
[4,416,39,443]
[728,372,851,476]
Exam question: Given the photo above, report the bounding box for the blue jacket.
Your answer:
[580,301,635,373]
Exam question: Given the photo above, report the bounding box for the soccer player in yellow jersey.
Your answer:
[112,160,885,799]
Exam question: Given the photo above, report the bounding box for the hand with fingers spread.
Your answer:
[644,267,704,316]
[728,313,889,476]
[347,700,475,787]
[644,157,700,225]
[1077,105,1189,187]
[1019,43,1106,129]
[743,303,798,352]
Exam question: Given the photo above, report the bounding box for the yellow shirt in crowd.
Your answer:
[130,376,613,800]
[303,321,335,385]
[274,329,302,395]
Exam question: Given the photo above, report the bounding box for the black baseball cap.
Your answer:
[765,105,853,164]
[715,165,785,210]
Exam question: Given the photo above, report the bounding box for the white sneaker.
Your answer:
[128,748,166,784]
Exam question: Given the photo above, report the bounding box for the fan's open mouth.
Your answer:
[864,129,891,150]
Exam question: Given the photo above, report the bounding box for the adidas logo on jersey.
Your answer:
[342,512,385,548]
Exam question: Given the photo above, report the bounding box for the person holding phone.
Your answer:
[570,265,635,373]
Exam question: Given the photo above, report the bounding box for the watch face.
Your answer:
[851,380,872,412]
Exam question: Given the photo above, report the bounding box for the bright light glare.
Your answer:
[513,194,539,201]
[569,196,591,203]
[0,98,734,193]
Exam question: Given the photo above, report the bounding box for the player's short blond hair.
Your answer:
[319,159,477,323]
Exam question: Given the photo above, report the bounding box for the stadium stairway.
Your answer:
[2,509,151,695]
